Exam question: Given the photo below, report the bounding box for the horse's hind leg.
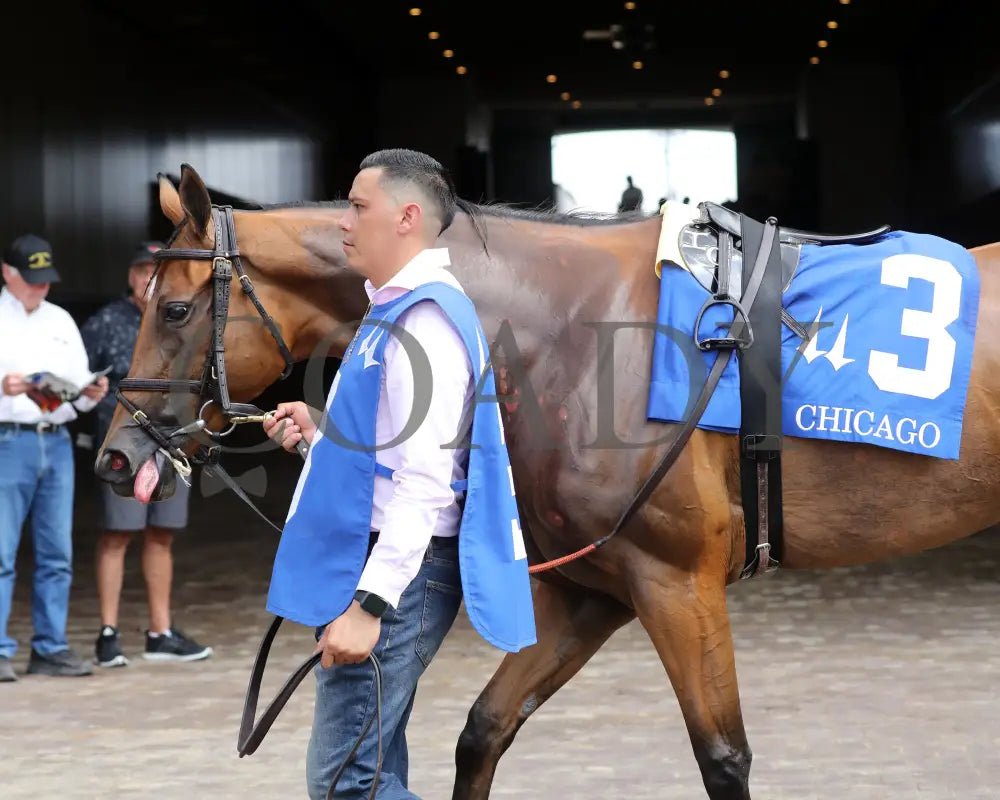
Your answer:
[631,566,752,800]
[452,579,633,800]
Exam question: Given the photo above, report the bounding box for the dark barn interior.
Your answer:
[4,2,1000,795]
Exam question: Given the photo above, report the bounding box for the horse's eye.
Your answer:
[163,302,191,323]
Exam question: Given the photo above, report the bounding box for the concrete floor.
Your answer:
[3,447,1000,799]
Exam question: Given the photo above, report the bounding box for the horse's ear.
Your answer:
[178,163,213,237]
[159,174,183,226]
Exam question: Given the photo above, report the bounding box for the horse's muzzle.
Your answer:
[95,426,179,503]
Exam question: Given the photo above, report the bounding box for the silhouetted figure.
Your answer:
[618,176,643,212]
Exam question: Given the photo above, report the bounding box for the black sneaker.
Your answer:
[95,625,129,668]
[143,628,213,662]
[0,656,16,682]
[26,648,93,677]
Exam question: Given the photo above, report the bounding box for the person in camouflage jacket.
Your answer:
[81,242,211,667]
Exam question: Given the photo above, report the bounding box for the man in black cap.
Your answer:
[81,242,211,668]
[0,234,108,681]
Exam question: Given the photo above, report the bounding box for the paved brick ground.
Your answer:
[3,449,1000,799]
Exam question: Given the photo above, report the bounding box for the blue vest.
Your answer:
[266,281,537,653]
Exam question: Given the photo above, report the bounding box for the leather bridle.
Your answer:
[115,204,294,481]
[113,204,384,797]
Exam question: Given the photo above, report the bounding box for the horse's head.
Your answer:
[95,165,311,502]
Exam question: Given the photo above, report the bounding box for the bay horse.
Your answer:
[96,164,1000,799]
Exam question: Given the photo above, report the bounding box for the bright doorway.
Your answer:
[551,128,738,214]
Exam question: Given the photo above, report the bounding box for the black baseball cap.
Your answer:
[2,234,61,285]
[129,240,165,268]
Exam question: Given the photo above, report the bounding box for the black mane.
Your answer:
[257,197,657,226]
[253,197,657,253]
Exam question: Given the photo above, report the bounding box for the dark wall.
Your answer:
[909,71,1000,248]
[491,112,558,209]
[0,3,336,307]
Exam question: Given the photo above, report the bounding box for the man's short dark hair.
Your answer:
[359,148,457,234]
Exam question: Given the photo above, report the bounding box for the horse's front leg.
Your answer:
[452,578,634,800]
[630,558,752,800]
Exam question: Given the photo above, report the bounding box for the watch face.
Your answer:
[358,592,388,617]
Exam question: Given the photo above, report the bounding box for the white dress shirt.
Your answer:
[0,287,99,424]
[347,248,475,609]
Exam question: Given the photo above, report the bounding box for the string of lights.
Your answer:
[409,1,857,112]
[408,7,470,77]
[702,0,854,106]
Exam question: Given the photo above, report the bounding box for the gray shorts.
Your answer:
[101,479,191,531]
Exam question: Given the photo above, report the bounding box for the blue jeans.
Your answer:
[306,537,462,800]
[0,427,75,658]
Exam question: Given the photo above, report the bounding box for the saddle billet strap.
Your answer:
[737,216,784,579]
[238,615,384,800]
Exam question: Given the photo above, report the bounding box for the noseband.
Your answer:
[116,205,294,478]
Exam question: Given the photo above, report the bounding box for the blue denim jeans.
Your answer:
[306,536,462,800]
[0,426,75,658]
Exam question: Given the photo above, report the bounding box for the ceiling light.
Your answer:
[443,49,454,57]
[611,40,624,50]
[428,31,440,40]
[632,60,643,70]
[712,87,722,97]
[827,20,838,29]
[560,91,571,101]
[817,39,829,48]
[719,69,730,79]
[839,0,850,4]
[409,7,421,15]
[546,74,557,83]
[704,97,715,106]
[456,65,467,75]
[810,56,820,64]
[625,1,636,8]
[571,100,582,109]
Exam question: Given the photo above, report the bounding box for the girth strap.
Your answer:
[735,215,784,578]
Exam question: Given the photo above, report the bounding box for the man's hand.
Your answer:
[316,601,381,668]
[263,401,317,453]
[81,375,109,400]
[1,373,29,396]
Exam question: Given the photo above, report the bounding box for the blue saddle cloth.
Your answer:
[647,230,980,459]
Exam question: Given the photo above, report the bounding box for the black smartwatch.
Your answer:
[354,590,391,619]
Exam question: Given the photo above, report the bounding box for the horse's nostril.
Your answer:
[109,452,128,472]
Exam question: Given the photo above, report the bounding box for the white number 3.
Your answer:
[868,253,962,400]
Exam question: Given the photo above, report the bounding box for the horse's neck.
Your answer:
[440,212,656,367]
[239,208,368,362]
[243,206,655,371]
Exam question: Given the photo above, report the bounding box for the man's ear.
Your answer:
[398,202,422,234]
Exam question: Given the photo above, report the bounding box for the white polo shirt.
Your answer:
[0,287,99,425]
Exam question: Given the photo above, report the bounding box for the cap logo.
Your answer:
[28,251,52,269]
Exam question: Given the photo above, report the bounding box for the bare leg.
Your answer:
[142,527,173,633]
[452,580,634,800]
[631,566,752,800]
[96,531,132,627]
